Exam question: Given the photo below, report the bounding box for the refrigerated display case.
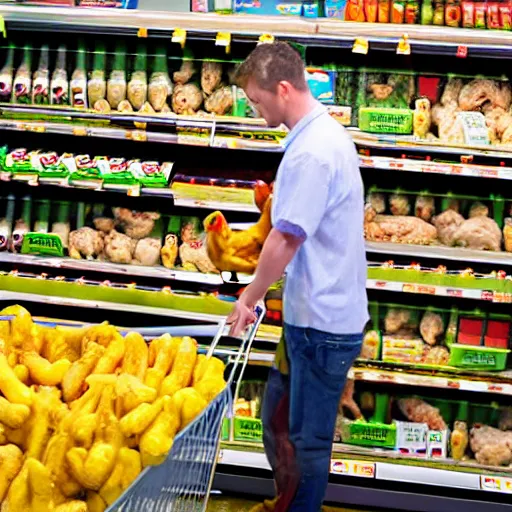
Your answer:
[0,4,511,511]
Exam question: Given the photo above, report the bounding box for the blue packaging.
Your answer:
[234,0,302,15]
[305,68,336,104]
[302,1,320,16]
[324,0,348,18]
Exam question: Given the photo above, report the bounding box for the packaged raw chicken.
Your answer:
[201,61,223,96]
[453,216,502,251]
[148,46,172,112]
[398,397,447,430]
[204,86,233,115]
[0,43,14,103]
[51,201,71,248]
[504,218,512,252]
[366,191,386,214]
[9,195,31,253]
[172,83,203,115]
[127,44,148,111]
[0,194,15,252]
[432,209,465,246]
[32,45,50,105]
[88,42,107,108]
[50,45,69,105]
[420,311,444,346]
[173,49,197,85]
[415,195,435,222]
[385,308,418,336]
[390,193,411,216]
[107,42,127,110]
[469,201,489,218]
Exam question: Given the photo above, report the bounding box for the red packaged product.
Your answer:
[474,1,487,27]
[462,0,475,26]
[487,1,500,27]
[446,0,462,26]
[499,1,512,28]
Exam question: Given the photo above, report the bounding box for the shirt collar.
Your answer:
[282,103,327,149]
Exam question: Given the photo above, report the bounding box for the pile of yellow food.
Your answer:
[0,305,227,512]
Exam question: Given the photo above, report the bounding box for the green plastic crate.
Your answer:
[448,344,510,371]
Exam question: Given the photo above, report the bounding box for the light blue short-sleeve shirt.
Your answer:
[272,103,369,334]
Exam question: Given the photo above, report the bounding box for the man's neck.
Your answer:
[284,95,320,131]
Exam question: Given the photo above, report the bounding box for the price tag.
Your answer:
[127,130,148,142]
[27,124,46,133]
[216,32,231,54]
[127,185,141,197]
[456,45,468,58]
[172,28,187,49]
[0,16,6,38]
[397,34,411,55]
[352,38,369,55]
[258,33,275,44]
[72,127,88,137]
[137,27,148,38]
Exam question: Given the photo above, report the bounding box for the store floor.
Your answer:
[207,495,378,512]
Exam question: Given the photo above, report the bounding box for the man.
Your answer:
[228,42,368,512]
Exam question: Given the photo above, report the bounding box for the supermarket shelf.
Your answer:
[349,364,512,396]
[366,242,512,267]
[366,278,503,302]
[218,447,512,495]
[3,6,512,58]
[0,253,225,285]
[0,290,226,322]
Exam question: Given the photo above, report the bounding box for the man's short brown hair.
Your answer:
[235,42,307,92]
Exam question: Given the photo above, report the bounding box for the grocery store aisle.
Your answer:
[207,495,378,512]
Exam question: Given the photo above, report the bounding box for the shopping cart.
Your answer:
[106,304,266,512]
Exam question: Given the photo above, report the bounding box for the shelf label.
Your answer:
[456,45,468,58]
[402,283,436,295]
[397,34,411,55]
[481,475,512,493]
[216,32,231,53]
[127,185,141,197]
[172,28,187,48]
[72,127,88,137]
[258,34,275,44]
[331,460,375,478]
[353,38,369,55]
[493,292,512,303]
[137,27,148,38]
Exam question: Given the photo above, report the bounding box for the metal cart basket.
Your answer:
[106,305,265,512]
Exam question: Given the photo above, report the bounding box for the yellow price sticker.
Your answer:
[0,16,5,38]
[137,27,148,38]
[216,32,231,54]
[397,34,411,55]
[72,127,88,137]
[172,28,187,48]
[258,33,275,44]
[352,38,369,55]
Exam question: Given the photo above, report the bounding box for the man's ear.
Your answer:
[277,81,293,99]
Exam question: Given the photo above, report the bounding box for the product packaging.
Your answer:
[32,45,50,105]
[0,44,14,103]
[378,0,391,20]
[71,40,88,108]
[445,0,462,26]
[12,44,32,104]
[395,421,428,456]
[324,0,349,16]
[306,68,337,104]
[427,430,450,458]
[233,0,303,15]
[462,0,475,27]
[433,0,445,23]
[51,45,69,105]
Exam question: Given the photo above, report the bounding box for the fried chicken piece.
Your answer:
[201,61,222,96]
[432,209,465,246]
[398,398,447,430]
[103,230,136,265]
[68,227,104,260]
[420,311,444,346]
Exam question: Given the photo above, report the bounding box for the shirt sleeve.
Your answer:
[273,151,331,240]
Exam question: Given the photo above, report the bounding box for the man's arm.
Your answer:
[227,227,303,336]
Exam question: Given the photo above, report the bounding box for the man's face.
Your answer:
[244,78,285,128]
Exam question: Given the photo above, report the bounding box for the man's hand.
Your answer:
[227,297,257,337]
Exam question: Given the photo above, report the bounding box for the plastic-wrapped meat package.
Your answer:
[174,58,197,85]
[389,194,410,216]
[470,425,512,466]
[453,216,502,251]
[366,192,386,214]
[420,311,444,346]
[201,61,222,96]
[504,218,512,252]
[398,398,447,430]
[385,309,418,336]
[415,195,435,222]
[422,346,450,365]
[172,84,203,115]
[469,201,489,218]
[432,209,465,246]
[499,407,512,431]
[204,86,233,115]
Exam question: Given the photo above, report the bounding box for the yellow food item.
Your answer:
[119,398,164,437]
[62,341,105,403]
[86,492,107,512]
[193,356,225,387]
[82,322,119,349]
[54,501,88,512]
[0,423,6,445]
[99,447,141,505]
[139,397,180,467]
[2,458,30,511]
[0,444,24,502]
[13,365,29,384]
[116,373,157,414]
[160,337,197,397]
[0,397,30,429]
[26,457,54,512]
[70,413,97,449]
[121,332,149,380]
[22,351,72,386]
[0,305,34,351]
[0,354,33,406]
[145,334,179,391]
[40,326,79,363]
[26,386,62,460]
[172,387,207,428]
[194,375,226,403]
[55,325,88,357]
[193,354,207,385]
[93,332,125,374]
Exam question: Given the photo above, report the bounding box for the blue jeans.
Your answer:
[262,323,362,512]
